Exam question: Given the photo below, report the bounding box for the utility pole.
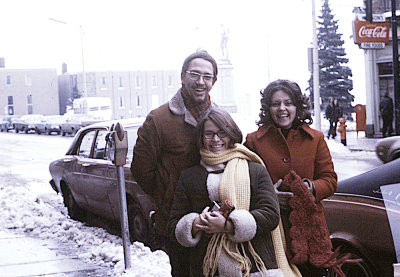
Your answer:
[312,0,321,131]
[392,0,400,135]
[49,18,88,115]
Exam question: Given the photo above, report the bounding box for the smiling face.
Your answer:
[269,90,297,129]
[181,58,216,104]
[202,119,231,154]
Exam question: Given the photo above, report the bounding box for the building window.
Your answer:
[135,76,141,88]
[8,96,14,115]
[378,62,393,76]
[152,76,158,88]
[101,76,106,86]
[119,77,124,88]
[137,95,142,107]
[168,75,173,87]
[6,75,11,85]
[27,94,33,114]
[25,75,32,86]
[119,95,125,108]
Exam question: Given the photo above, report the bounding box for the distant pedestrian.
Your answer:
[380,92,394,137]
[333,99,342,138]
[325,97,336,139]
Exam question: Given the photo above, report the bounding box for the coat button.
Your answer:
[283,157,290,163]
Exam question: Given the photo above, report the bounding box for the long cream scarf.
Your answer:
[200,144,301,277]
[201,144,266,277]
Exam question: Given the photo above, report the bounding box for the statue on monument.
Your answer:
[220,24,229,61]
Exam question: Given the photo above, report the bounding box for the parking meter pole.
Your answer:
[107,122,131,270]
[117,165,131,269]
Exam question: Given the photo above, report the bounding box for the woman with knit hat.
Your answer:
[167,107,283,277]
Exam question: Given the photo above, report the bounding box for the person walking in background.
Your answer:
[380,92,394,137]
[244,80,340,276]
[325,97,336,139]
[333,99,342,139]
[168,108,283,277]
[131,50,218,276]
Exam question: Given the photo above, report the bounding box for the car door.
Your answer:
[75,128,116,219]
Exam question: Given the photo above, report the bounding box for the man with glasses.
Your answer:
[131,50,218,276]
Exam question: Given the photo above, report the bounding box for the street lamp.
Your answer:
[49,18,88,113]
[312,0,321,131]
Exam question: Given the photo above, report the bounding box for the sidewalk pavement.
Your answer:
[335,130,380,152]
[0,229,109,277]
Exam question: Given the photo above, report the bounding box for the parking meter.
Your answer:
[106,122,131,269]
[107,122,128,166]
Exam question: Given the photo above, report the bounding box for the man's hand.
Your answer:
[274,179,294,210]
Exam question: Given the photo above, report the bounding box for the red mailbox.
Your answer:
[355,104,366,137]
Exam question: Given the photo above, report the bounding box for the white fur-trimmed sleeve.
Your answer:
[175,213,202,247]
[227,209,257,243]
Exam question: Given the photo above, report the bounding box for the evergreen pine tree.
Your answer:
[307,0,354,120]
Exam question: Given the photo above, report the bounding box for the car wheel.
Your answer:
[15,128,19,133]
[128,204,148,243]
[47,129,52,135]
[63,188,85,221]
[36,129,41,135]
[61,129,66,136]
[325,244,376,277]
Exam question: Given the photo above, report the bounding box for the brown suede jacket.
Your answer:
[131,89,213,236]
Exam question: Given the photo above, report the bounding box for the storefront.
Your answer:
[355,14,397,137]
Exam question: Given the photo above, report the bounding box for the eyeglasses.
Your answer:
[203,130,228,139]
[185,71,214,82]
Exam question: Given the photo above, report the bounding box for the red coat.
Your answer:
[244,123,337,202]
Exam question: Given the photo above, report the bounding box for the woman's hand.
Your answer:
[192,208,234,235]
[192,207,210,235]
[201,211,233,234]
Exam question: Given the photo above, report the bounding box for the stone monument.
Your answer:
[214,25,237,113]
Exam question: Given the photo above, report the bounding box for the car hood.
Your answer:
[336,158,400,199]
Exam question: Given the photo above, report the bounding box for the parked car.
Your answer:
[44,115,65,135]
[60,115,102,136]
[323,158,400,276]
[376,136,400,163]
[33,118,47,135]
[48,118,154,245]
[0,115,18,132]
[13,114,45,134]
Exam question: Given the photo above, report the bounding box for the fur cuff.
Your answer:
[175,213,202,247]
[227,209,257,243]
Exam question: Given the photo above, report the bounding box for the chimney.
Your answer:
[62,63,67,74]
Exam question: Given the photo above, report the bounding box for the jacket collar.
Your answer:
[256,123,315,139]
[169,88,217,127]
[169,88,197,127]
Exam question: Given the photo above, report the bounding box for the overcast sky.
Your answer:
[1,0,365,113]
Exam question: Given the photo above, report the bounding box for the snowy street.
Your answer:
[0,127,383,276]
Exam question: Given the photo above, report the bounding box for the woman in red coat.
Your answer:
[244,79,338,276]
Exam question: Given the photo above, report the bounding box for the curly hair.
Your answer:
[257,79,313,127]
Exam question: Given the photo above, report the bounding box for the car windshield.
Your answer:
[381,184,400,262]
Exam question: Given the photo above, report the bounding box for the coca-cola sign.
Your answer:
[353,18,390,45]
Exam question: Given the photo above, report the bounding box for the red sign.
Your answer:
[353,18,390,44]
